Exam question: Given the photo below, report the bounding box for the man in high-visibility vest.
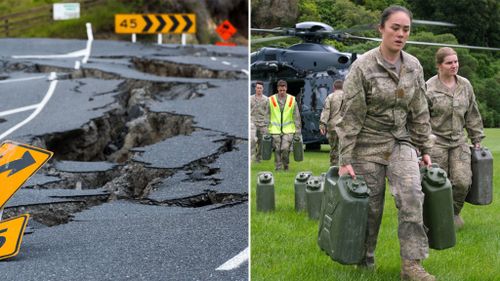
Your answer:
[266,80,301,171]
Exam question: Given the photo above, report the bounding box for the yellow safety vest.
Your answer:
[269,94,296,134]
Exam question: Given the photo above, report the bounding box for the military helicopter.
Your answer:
[251,21,500,150]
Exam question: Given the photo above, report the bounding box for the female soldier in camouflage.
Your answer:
[426,47,484,229]
[336,6,435,281]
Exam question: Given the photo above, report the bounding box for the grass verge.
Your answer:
[21,1,134,39]
[251,128,500,281]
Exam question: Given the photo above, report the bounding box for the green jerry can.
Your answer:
[320,172,326,182]
[421,164,455,250]
[261,135,273,161]
[256,172,275,212]
[294,171,313,212]
[293,135,303,162]
[466,147,493,205]
[306,176,324,220]
[318,166,369,265]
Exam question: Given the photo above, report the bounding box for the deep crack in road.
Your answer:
[0,38,248,281]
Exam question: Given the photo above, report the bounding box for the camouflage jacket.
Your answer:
[265,93,301,135]
[336,48,433,165]
[250,94,269,127]
[426,75,484,147]
[320,89,344,132]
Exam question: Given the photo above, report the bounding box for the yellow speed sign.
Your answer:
[0,214,30,260]
[115,14,196,34]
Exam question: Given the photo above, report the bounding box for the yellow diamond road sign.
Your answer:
[0,141,53,209]
[115,14,196,34]
[0,214,29,260]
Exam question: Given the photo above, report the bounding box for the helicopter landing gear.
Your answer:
[305,142,321,151]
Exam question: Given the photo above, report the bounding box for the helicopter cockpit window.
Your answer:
[288,43,325,51]
[323,45,340,53]
[265,53,277,61]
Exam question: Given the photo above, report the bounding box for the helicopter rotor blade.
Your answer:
[412,19,456,27]
[405,41,500,51]
[251,28,289,35]
[345,35,500,51]
[251,36,292,44]
[334,20,456,33]
[332,24,378,34]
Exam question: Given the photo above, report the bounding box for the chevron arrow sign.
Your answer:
[0,141,53,209]
[115,14,196,34]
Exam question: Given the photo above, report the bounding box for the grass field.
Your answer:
[250,129,500,281]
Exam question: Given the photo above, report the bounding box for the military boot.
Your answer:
[401,259,436,281]
[454,215,464,230]
[356,256,375,271]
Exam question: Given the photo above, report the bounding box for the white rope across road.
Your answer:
[216,247,249,271]
[81,22,94,64]
[11,49,87,59]
[0,104,39,117]
[11,22,94,70]
[0,72,58,141]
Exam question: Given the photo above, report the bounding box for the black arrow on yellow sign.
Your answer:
[170,15,179,32]
[143,15,152,32]
[0,151,35,177]
[182,15,193,32]
[156,15,166,32]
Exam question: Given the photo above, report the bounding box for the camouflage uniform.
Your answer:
[336,48,433,261]
[426,75,484,215]
[320,89,344,166]
[251,94,269,162]
[266,94,301,170]
[250,121,257,160]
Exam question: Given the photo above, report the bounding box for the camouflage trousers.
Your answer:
[272,134,293,170]
[251,123,267,162]
[250,122,257,161]
[327,132,339,166]
[352,143,428,260]
[429,143,472,215]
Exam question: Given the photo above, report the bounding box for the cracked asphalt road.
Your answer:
[0,38,248,280]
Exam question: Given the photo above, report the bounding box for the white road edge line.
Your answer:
[0,75,47,84]
[0,72,58,140]
[240,69,249,76]
[0,104,39,117]
[11,49,86,59]
[216,247,249,271]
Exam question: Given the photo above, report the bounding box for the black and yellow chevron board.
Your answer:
[115,14,196,34]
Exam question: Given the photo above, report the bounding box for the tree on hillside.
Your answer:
[408,0,499,48]
[250,0,500,127]
[352,0,408,12]
[251,0,299,28]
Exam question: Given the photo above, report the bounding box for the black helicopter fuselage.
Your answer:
[251,43,356,146]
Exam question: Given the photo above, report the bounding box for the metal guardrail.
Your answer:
[0,0,106,37]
